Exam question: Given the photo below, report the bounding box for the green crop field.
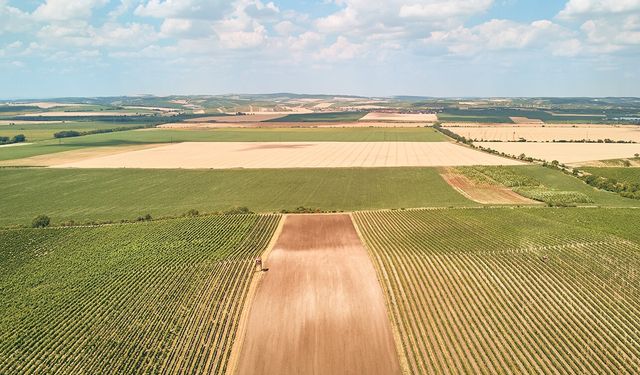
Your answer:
[0,121,151,141]
[460,165,639,207]
[0,214,280,374]
[0,167,474,227]
[0,127,446,162]
[265,111,366,122]
[582,167,640,185]
[353,208,640,374]
[437,108,608,123]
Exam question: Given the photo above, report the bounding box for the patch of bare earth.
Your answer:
[0,144,163,167]
[439,167,540,205]
[510,117,544,124]
[235,214,401,375]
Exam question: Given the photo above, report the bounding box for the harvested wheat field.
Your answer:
[439,167,539,204]
[185,114,287,123]
[0,144,162,167]
[446,125,640,142]
[53,142,522,169]
[234,214,401,375]
[159,121,426,129]
[478,142,640,164]
[18,111,143,117]
[360,112,438,122]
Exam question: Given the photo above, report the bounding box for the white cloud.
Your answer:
[135,0,230,19]
[315,36,364,61]
[399,0,493,20]
[558,0,640,19]
[0,0,32,34]
[424,19,570,56]
[33,0,108,21]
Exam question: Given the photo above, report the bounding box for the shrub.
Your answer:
[183,209,199,217]
[11,134,26,143]
[54,130,82,138]
[32,215,51,228]
[224,207,253,215]
[136,214,152,221]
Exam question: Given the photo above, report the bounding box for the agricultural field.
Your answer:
[265,111,366,122]
[359,112,438,122]
[437,108,610,123]
[353,208,640,374]
[444,125,640,142]
[0,167,475,227]
[0,214,280,374]
[235,214,400,375]
[457,165,639,207]
[477,142,640,164]
[581,167,640,185]
[0,127,447,163]
[0,121,155,142]
[52,141,522,169]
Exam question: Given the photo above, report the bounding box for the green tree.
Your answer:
[32,215,51,228]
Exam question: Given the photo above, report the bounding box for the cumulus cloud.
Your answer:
[424,19,570,55]
[558,0,640,19]
[33,0,108,21]
[315,36,364,61]
[135,0,231,19]
[0,0,32,34]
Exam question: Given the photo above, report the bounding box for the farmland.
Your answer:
[581,167,640,185]
[0,214,280,374]
[354,208,640,374]
[0,127,447,163]
[444,125,640,143]
[52,141,521,169]
[0,167,474,227]
[477,142,640,164]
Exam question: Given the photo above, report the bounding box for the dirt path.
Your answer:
[235,214,401,375]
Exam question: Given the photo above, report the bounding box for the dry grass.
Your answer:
[52,141,523,169]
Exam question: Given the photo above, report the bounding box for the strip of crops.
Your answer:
[0,214,280,374]
[354,208,640,374]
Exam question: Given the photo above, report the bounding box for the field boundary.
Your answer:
[350,212,409,374]
[226,214,286,375]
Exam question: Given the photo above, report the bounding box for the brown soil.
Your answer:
[440,167,540,205]
[235,214,401,375]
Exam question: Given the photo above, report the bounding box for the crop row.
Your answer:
[0,214,280,374]
[354,208,640,374]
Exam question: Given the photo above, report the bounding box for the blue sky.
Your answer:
[1,0,639,98]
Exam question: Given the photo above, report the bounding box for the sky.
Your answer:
[0,0,639,98]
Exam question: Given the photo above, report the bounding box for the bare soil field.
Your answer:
[18,111,144,117]
[510,117,544,124]
[446,125,640,142]
[478,142,640,164]
[439,167,540,204]
[53,141,523,169]
[4,102,90,109]
[159,121,426,129]
[0,144,162,167]
[185,114,287,123]
[360,112,438,122]
[235,214,401,375]
[0,120,64,125]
